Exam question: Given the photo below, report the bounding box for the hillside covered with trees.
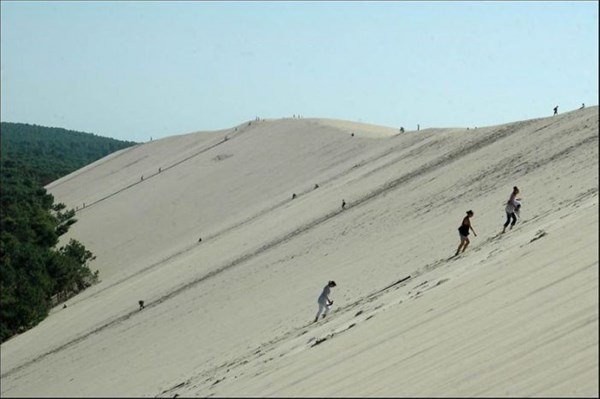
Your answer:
[1,122,137,185]
[0,122,138,343]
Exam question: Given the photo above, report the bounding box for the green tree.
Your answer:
[0,121,131,343]
[0,160,100,342]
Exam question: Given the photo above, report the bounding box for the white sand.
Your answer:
[1,108,597,397]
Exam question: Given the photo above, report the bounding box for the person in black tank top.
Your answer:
[456,210,477,256]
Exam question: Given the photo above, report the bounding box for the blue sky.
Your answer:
[1,1,598,142]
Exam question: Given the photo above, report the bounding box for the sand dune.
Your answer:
[1,107,597,397]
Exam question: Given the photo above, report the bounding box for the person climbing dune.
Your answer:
[314,280,336,322]
[502,186,521,233]
[456,210,477,256]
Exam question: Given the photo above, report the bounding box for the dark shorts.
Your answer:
[458,226,469,237]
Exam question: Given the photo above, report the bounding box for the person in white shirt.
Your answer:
[314,281,336,322]
[502,186,521,233]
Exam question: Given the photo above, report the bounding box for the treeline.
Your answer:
[1,122,137,185]
[0,123,137,343]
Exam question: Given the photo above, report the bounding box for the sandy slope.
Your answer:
[1,108,597,397]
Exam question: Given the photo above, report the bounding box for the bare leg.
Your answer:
[456,240,465,255]
[462,238,470,252]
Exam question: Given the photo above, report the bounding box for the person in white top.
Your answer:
[314,281,336,322]
[502,186,521,233]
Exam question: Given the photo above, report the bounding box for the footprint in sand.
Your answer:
[529,230,548,243]
[311,337,329,347]
[310,323,358,349]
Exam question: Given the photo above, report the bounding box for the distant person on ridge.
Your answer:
[456,210,477,256]
[502,186,521,233]
[553,105,559,115]
[580,103,585,109]
[342,199,346,209]
[314,280,336,322]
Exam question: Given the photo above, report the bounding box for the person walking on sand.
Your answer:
[553,105,559,115]
[456,210,477,256]
[314,280,336,322]
[502,186,521,233]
